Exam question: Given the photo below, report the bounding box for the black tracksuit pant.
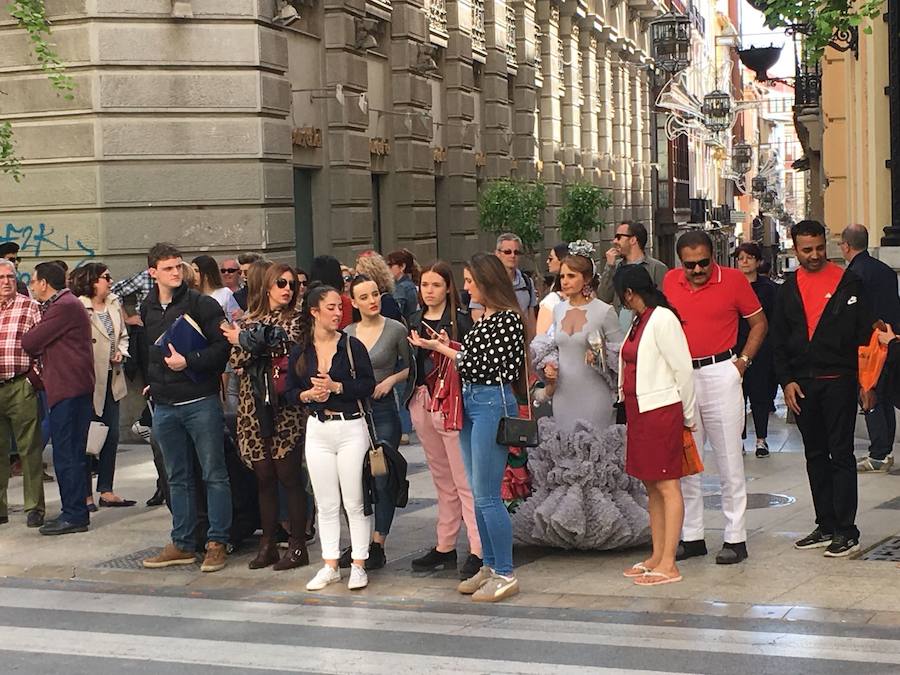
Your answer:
[793,375,860,539]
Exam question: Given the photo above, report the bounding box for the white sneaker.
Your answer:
[306,565,341,591]
[348,563,368,590]
[131,421,151,443]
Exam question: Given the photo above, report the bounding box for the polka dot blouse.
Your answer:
[455,310,525,385]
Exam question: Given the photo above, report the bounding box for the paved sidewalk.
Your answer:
[2,402,899,629]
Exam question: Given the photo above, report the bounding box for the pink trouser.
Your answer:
[410,385,481,556]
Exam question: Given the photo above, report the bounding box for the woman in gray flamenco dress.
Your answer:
[512,242,651,550]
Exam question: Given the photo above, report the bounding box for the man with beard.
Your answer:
[663,230,767,565]
[772,220,874,557]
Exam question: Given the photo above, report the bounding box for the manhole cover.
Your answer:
[704,492,795,510]
[862,536,900,561]
[96,547,199,571]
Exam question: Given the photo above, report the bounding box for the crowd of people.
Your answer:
[1,217,898,603]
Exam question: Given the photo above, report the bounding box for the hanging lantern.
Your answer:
[701,90,732,132]
[751,175,768,198]
[732,142,752,174]
[650,11,692,74]
[760,190,777,212]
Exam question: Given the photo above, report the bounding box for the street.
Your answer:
[2,578,900,674]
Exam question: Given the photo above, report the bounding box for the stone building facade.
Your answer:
[1,0,665,277]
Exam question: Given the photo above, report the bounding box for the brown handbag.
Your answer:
[345,335,389,477]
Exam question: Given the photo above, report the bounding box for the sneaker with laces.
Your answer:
[131,420,152,443]
[348,563,368,590]
[471,573,519,603]
[143,543,197,568]
[200,542,227,572]
[857,455,893,473]
[823,534,860,558]
[755,440,770,458]
[306,565,342,591]
[794,527,833,550]
[457,565,493,595]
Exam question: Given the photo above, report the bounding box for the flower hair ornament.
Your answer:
[568,240,597,297]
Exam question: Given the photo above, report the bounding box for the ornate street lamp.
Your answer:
[650,11,692,74]
[732,142,752,174]
[760,190,777,212]
[751,175,768,198]
[701,90,732,132]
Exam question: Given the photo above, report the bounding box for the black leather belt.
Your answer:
[692,349,734,370]
[0,372,26,386]
[314,410,363,423]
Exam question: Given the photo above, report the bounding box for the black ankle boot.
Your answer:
[273,540,310,571]
[248,538,280,569]
[146,489,165,507]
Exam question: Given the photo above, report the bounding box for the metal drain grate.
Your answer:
[861,536,900,561]
[704,492,795,510]
[95,547,199,571]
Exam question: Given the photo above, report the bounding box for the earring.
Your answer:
[582,284,591,298]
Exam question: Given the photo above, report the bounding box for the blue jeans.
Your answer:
[154,396,232,551]
[459,383,517,576]
[864,369,897,461]
[48,394,92,524]
[86,375,120,496]
[371,394,402,536]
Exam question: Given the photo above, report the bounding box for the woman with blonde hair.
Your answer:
[222,263,309,571]
[354,251,403,322]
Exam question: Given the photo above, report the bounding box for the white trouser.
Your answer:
[681,359,748,544]
[305,415,372,561]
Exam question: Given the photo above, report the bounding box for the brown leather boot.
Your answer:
[273,540,310,571]
[200,541,227,573]
[248,537,280,570]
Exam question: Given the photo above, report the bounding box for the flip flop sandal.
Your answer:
[634,571,683,586]
[623,563,651,578]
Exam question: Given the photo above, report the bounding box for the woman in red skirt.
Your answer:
[615,266,696,586]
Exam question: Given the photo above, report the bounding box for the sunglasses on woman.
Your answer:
[275,278,297,291]
[100,273,113,282]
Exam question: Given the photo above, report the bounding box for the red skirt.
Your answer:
[624,397,686,481]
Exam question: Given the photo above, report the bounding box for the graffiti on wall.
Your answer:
[1,222,96,284]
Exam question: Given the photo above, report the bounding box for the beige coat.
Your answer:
[80,293,130,416]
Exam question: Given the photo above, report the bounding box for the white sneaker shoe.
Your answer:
[306,565,342,591]
[348,563,368,590]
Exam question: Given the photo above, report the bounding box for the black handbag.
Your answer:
[495,351,539,448]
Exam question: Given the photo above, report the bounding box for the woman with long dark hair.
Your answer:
[409,253,525,603]
[222,263,309,571]
[310,255,354,329]
[69,263,134,510]
[535,243,570,336]
[405,261,481,578]
[192,255,240,318]
[615,265,696,586]
[286,284,375,591]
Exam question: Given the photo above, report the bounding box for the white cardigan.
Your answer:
[617,306,696,428]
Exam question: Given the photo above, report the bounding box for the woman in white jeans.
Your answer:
[286,284,376,591]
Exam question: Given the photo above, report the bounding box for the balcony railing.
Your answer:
[428,0,448,39]
[506,4,517,67]
[795,61,821,107]
[534,24,543,79]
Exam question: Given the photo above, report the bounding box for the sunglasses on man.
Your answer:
[220,267,239,274]
[682,258,711,270]
[497,248,521,256]
[275,278,297,291]
[613,233,634,241]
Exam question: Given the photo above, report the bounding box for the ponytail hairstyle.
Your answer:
[417,260,461,341]
[386,248,421,285]
[613,264,682,323]
[294,282,340,378]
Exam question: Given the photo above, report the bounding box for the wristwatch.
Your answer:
[739,354,752,366]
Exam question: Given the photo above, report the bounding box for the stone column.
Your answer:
[630,66,644,224]
[619,47,633,223]
[537,0,564,234]
[610,47,626,224]
[481,0,514,179]
[512,0,540,182]
[559,12,582,182]
[324,0,373,261]
[579,30,599,182]
[444,0,480,264]
[596,37,613,195]
[390,0,436,256]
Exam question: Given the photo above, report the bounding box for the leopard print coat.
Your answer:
[230,311,306,465]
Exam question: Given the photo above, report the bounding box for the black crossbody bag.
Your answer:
[495,345,539,448]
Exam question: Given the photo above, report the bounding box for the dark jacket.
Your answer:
[140,283,230,405]
[771,268,874,386]
[285,332,375,415]
[404,305,474,405]
[21,289,94,408]
[847,250,900,327]
[736,275,779,362]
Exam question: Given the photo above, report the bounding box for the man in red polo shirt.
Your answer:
[771,220,873,558]
[663,230,767,565]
